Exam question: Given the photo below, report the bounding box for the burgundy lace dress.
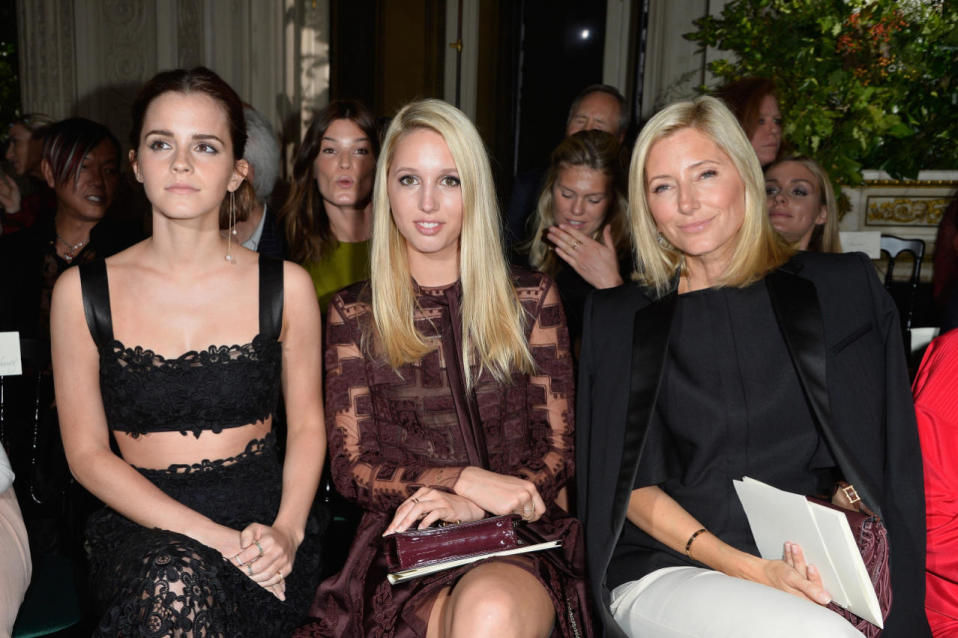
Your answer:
[303,270,588,637]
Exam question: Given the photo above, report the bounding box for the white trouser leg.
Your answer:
[610,566,866,638]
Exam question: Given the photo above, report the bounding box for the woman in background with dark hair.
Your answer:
[280,99,379,310]
[713,77,784,167]
[50,67,325,636]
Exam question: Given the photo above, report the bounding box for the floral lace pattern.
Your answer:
[87,435,325,637]
[99,334,282,438]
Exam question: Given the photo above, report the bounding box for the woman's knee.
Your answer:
[443,562,553,638]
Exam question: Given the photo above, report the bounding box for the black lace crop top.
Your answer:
[78,257,284,438]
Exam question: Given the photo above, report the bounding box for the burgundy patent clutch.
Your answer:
[383,515,520,571]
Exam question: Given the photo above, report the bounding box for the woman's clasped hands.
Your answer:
[382,466,546,535]
[208,522,300,601]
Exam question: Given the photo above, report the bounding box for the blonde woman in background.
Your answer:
[526,129,630,348]
[307,98,588,638]
[765,156,842,252]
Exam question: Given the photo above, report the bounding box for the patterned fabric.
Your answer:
[99,335,282,438]
[303,270,587,638]
[86,435,324,637]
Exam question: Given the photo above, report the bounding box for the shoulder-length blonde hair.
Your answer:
[629,95,794,295]
[766,156,843,254]
[369,99,534,387]
[527,130,629,276]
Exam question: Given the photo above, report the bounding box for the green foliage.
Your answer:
[686,0,958,186]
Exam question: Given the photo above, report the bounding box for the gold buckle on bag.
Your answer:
[841,484,861,505]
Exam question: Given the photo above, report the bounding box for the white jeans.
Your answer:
[610,566,866,638]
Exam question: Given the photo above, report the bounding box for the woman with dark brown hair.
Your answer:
[280,99,379,310]
[50,67,326,636]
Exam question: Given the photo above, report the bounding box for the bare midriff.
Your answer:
[115,418,273,469]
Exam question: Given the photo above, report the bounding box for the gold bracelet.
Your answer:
[685,527,707,558]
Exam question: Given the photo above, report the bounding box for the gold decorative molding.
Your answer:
[866,197,948,226]
[863,179,958,188]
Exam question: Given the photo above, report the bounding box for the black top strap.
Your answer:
[79,260,114,347]
[258,256,284,341]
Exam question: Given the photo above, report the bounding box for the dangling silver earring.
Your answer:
[225,190,237,263]
[656,231,669,247]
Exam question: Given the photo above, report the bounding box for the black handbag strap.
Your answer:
[79,259,114,347]
[258,255,284,341]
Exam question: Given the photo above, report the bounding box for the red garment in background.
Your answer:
[914,328,958,636]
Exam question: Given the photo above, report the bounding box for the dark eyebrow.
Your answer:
[322,135,371,145]
[142,130,224,145]
[192,134,225,144]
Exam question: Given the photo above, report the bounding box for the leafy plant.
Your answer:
[686,0,958,187]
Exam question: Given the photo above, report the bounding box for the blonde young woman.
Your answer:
[576,96,928,637]
[526,129,630,347]
[765,156,842,252]
[306,99,587,638]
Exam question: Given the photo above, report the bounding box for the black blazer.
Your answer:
[576,251,929,638]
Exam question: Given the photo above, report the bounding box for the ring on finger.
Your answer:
[254,540,264,558]
[247,564,254,577]
[412,497,420,504]
[278,570,284,582]
[572,240,581,250]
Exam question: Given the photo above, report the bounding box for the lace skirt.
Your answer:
[85,434,325,637]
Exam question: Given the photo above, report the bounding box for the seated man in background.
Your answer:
[233,105,287,258]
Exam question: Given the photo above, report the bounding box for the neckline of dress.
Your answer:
[108,333,271,362]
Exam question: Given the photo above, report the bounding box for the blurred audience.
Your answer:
[525,129,630,349]
[1,114,56,235]
[279,99,378,311]
[234,106,286,258]
[714,77,783,167]
[0,117,140,560]
[505,84,628,256]
[913,329,958,636]
[765,157,842,252]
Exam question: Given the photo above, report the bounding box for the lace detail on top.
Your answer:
[100,333,282,438]
[324,269,575,513]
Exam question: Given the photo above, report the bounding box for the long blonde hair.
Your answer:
[527,130,629,276]
[370,99,534,387]
[629,96,793,295]
[766,156,843,254]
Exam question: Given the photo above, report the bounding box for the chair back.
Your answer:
[879,234,925,330]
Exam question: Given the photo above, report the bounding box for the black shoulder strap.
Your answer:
[79,260,114,347]
[766,269,883,519]
[258,255,284,341]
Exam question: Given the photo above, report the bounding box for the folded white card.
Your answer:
[0,332,22,377]
[733,476,882,628]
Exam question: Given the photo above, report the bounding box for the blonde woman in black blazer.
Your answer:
[576,96,928,638]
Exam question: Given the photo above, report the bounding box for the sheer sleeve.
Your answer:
[324,295,466,513]
[514,275,575,505]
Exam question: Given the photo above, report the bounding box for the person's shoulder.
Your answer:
[787,250,872,280]
[590,280,654,316]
